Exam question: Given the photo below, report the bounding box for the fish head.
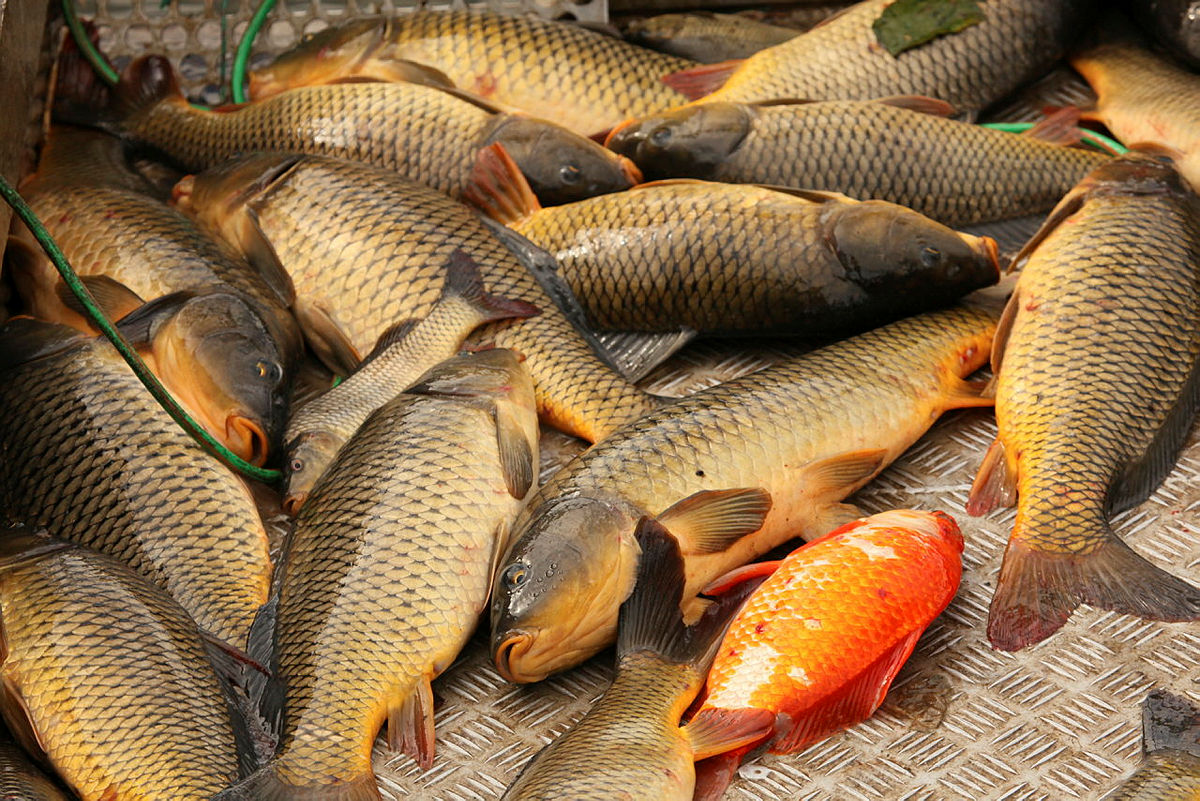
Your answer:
[282,430,342,516]
[142,291,289,465]
[481,115,642,206]
[826,201,1001,295]
[604,102,753,180]
[490,495,642,683]
[247,19,384,100]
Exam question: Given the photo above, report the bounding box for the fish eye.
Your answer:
[920,247,942,268]
[289,458,304,473]
[255,361,283,383]
[559,164,581,185]
[650,125,672,147]
[503,562,530,588]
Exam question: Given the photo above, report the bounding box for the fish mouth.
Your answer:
[493,630,538,684]
[170,175,196,211]
[603,118,638,150]
[225,414,270,466]
[282,491,308,517]
[616,154,644,186]
[977,235,1003,276]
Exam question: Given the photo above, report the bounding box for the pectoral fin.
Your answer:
[657,488,772,555]
[293,300,361,376]
[494,402,535,500]
[683,707,774,761]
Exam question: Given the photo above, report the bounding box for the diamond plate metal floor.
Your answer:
[369,339,1200,800]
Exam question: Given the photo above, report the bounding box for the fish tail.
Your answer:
[213,765,382,801]
[619,517,755,670]
[988,527,1200,651]
[441,248,540,324]
[55,52,184,130]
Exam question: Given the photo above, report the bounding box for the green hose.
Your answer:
[232,0,277,103]
[0,177,282,484]
[980,121,1128,155]
[61,0,119,85]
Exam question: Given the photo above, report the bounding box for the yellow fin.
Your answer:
[657,488,772,555]
[804,449,888,497]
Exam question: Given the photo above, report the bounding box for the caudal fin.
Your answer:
[988,533,1200,651]
[55,53,185,130]
[214,766,381,800]
[441,248,540,323]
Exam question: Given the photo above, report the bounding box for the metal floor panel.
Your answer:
[369,341,1200,800]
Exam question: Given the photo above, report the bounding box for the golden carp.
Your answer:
[176,152,660,443]
[7,126,297,462]
[666,0,1092,112]
[247,10,695,137]
[282,249,539,514]
[468,150,999,334]
[0,740,69,800]
[500,519,773,801]
[606,99,1110,227]
[0,530,240,800]
[1072,37,1200,191]
[61,55,638,205]
[620,12,799,63]
[966,155,1200,650]
[490,303,995,682]
[0,319,271,646]
[237,350,537,798]
[1111,690,1200,800]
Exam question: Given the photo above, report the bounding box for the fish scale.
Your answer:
[0,325,270,647]
[699,0,1092,113]
[183,155,657,442]
[0,538,239,799]
[249,11,696,137]
[707,102,1107,227]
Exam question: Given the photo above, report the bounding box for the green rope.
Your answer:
[0,177,282,484]
[980,121,1128,155]
[232,0,277,103]
[61,0,119,86]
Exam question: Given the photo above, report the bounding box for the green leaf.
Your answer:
[872,0,985,57]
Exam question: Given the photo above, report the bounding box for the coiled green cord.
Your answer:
[0,177,282,484]
[231,0,277,103]
[980,121,1128,155]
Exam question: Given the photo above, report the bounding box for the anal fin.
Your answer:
[804,449,889,497]
[767,627,924,754]
[388,677,436,770]
[966,436,1017,516]
[684,707,774,761]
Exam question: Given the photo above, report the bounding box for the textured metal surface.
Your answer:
[368,337,1200,799]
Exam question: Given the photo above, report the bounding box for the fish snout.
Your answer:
[930,510,965,553]
[616,153,643,186]
[225,414,270,466]
[493,630,537,684]
[977,235,1002,276]
[282,491,308,517]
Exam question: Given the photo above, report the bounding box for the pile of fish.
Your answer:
[0,0,1197,797]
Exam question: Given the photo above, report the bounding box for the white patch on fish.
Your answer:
[706,642,782,708]
[841,535,897,561]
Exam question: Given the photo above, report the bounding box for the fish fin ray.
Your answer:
[494,402,535,500]
[442,247,540,324]
[660,60,743,100]
[989,283,1021,374]
[684,708,774,761]
[769,628,923,754]
[293,300,361,375]
[1142,689,1200,756]
[388,677,436,770]
[201,633,271,776]
[593,329,697,383]
[234,209,297,307]
[874,95,956,116]
[804,449,889,497]
[966,436,1018,516]
[212,767,381,800]
[658,488,772,555]
[619,518,746,667]
[701,560,782,596]
[942,377,995,410]
[55,274,145,322]
[1022,107,1083,146]
[0,675,50,761]
[811,502,866,540]
[0,318,88,370]
[360,319,418,367]
[1008,190,1086,272]
[462,143,541,225]
[693,749,752,801]
[987,536,1200,652]
[113,290,200,346]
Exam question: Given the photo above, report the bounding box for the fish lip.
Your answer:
[603,119,640,151]
[226,414,270,466]
[493,630,539,684]
[978,235,1003,276]
[282,491,307,517]
[617,154,643,186]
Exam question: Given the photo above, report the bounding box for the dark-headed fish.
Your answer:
[967,155,1200,650]
[620,12,798,62]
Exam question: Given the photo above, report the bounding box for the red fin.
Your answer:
[693,748,752,801]
[966,436,1017,516]
[660,60,744,100]
[1023,107,1082,146]
[987,535,1200,652]
[388,677,436,769]
[875,95,956,117]
[702,560,782,596]
[442,248,540,323]
[462,143,542,225]
[51,22,113,126]
[768,628,923,753]
[684,707,774,760]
